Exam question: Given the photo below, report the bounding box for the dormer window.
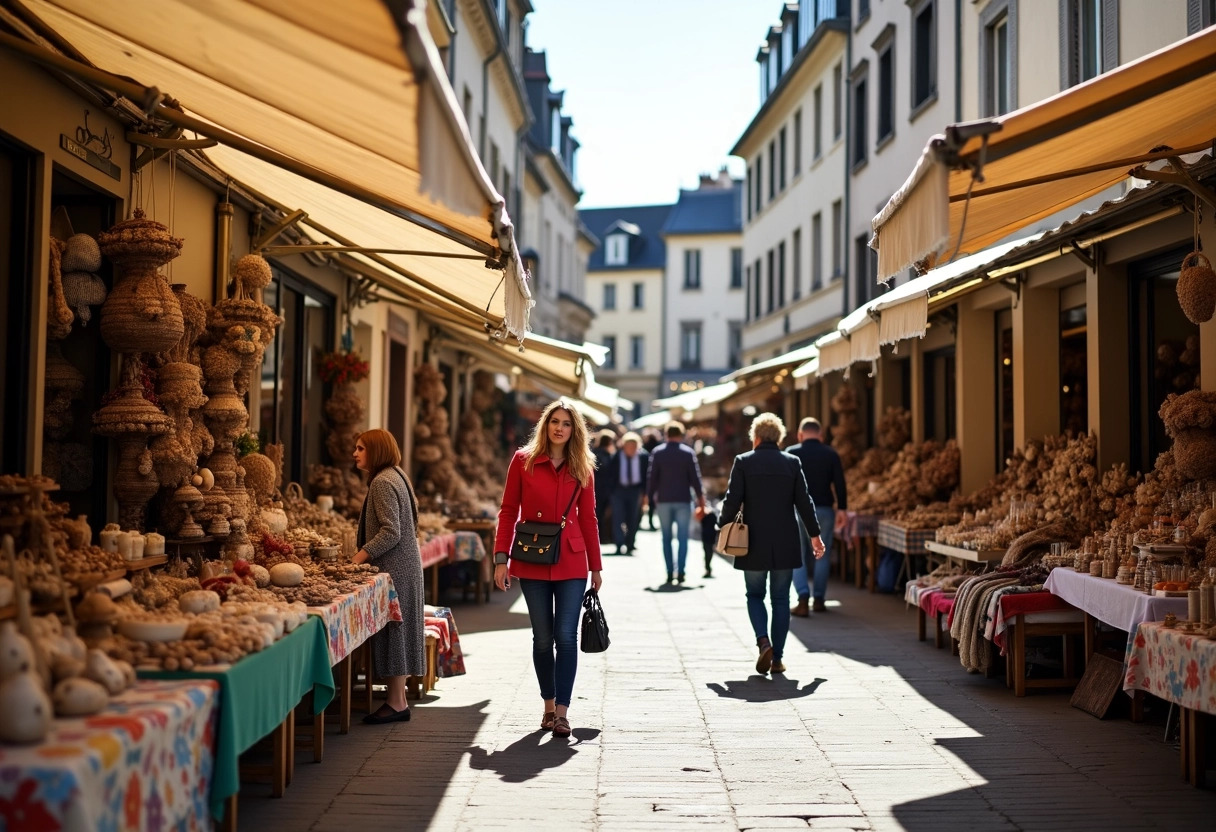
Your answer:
[605,234,629,266]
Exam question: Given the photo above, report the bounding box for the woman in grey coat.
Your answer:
[718,413,824,676]
[352,428,427,724]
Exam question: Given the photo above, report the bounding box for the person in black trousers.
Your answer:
[609,432,649,556]
[592,430,616,545]
[641,432,660,529]
[700,502,719,578]
[718,413,824,675]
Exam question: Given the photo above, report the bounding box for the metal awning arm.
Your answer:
[1128,155,1216,213]
[252,209,308,251]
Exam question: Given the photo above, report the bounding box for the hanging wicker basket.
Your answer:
[1177,251,1216,324]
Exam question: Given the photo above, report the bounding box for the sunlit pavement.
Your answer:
[240,528,1215,831]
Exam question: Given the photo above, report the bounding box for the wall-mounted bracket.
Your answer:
[252,209,308,251]
[128,128,217,170]
[1066,239,1095,271]
[1129,154,1216,213]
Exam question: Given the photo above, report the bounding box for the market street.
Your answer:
[239,529,1215,832]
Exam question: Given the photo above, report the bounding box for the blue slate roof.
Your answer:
[660,184,743,236]
[580,204,672,271]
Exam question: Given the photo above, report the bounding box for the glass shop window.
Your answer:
[44,169,119,527]
[1130,247,1201,473]
[996,309,1014,468]
[923,344,956,441]
[1,139,35,476]
[259,266,334,488]
[1059,305,1088,436]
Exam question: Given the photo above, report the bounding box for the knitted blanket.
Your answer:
[950,572,1018,672]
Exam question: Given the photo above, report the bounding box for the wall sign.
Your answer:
[61,110,120,180]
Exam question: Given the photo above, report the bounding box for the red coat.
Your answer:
[494,449,602,581]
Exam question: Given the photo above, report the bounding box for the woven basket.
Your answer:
[1178,251,1216,324]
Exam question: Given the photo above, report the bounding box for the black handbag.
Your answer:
[510,486,580,565]
[580,588,610,653]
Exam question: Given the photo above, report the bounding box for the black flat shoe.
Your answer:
[363,703,411,724]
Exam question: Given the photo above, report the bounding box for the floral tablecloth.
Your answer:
[0,680,218,832]
[1125,622,1216,715]
[424,605,466,677]
[308,572,403,665]
[419,531,487,570]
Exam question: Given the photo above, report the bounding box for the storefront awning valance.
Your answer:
[720,344,818,384]
[14,0,534,339]
[870,26,1216,283]
[653,381,739,415]
[630,410,673,430]
[815,332,852,376]
[427,319,595,397]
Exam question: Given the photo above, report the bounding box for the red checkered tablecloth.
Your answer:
[877,520,936,555]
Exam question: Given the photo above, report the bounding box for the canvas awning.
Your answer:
[630,410,673,430]
[9,0,534,338]
[653,381,739,415]
[871,26,1216,283]
[720,344,818,383]
[815,332,852,376]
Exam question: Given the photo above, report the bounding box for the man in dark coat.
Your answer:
[787,417,847,616]
[609,432,649,556]
[592,430,617,545]
[718,413,824,675]
[647,421,706,584]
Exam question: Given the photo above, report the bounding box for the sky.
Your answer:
[525,1,784,208]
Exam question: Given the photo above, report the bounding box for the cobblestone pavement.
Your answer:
[240,528,1215,831]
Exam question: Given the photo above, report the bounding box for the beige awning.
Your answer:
[654,381,740,412]
[14,0,534,338]
[427,318,595,397]
[721,344,818,384]
[815,332,852,376]
[871,27,1216,283]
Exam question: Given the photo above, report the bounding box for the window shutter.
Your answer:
[1187,0,1201,34]
[1101,0,1119,73]
[1058,0,1072,89]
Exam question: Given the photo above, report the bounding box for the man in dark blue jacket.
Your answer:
[787,417,846,615]
[608,432,649,555]
[646,421,706,584]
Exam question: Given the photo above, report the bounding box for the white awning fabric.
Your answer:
[630,410,673,430]
[815,332,852,376]
[19,0,534,338]
[654,381,739,414]
[871,27,1216,283]
[721,344,818,383]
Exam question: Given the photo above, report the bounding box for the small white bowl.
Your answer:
[117,618,188,643]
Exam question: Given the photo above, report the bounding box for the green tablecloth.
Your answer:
[138,615,335,818]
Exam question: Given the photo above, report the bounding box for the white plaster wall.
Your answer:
[586,268,663,377]
[663,231,745,372]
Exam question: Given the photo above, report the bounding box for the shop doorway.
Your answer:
[0,138,35,475]
[45,168,118,527]
[1059,305,1088,436]
[260,265,334,486]
[924,345,957,441]
[995,309,1014,467]
[386,313,411,457]
[1129,245,1201,473]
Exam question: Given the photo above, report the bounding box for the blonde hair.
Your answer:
[357,429,403,482]
[749,412,787,445]
[521,399,593,487]
[620,431,642,447]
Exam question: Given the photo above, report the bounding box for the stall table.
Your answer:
[924,541,1006,567]
[1125,622,1216,786]
[1044,567,1189,655]
[447,519,496,602]
[0,680,219,831]
[844,513,880,589]
[994,591,1084,697]
[906,580,957,649]
[876,521,935,592]
[420,531,488,605]
[307,572,403,740]
[139,615,334,829]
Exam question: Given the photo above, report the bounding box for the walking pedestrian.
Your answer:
[609,432,649,556]
[493,400,603,738]
[646,421,706,585]
[352,429,427,724]
[718,413,824,675]
[787,417,847,617]
[592,430,616,545]
[641,432,660,529]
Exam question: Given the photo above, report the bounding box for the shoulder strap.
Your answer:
[560,483,581,521]
[394,467,420,532]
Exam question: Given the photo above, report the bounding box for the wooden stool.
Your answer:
[1007,614,1084,697]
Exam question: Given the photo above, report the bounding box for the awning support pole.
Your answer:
[1128,156,1216,213]
[259,245,485,260]
[252,210,308,251]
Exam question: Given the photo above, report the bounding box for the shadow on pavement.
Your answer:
[705,675,826,702]
[643,584,699,593]
[465,727,602,783]
[442,583,533,635]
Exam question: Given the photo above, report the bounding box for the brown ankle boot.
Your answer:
[791,597,810,617]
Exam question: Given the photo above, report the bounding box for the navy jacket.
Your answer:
[719,441,821,571]
[787,438,847,510]
[647,441,703,504]
[608,448,650,494]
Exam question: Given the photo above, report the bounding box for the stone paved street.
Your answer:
[240,528,1215,831]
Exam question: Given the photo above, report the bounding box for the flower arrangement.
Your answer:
[319,350,370,385]
[234,431,261,458]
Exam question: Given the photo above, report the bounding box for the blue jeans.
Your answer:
[655,501,691,576]
[793,506,837,601]
[743,569,793,661]
[518,578,585,707]
[610,485,643,552]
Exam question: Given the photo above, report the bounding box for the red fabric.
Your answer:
[999,591,1074,617]
[927,592,956,620]
[419,536,449,569]
[494,449,603,580]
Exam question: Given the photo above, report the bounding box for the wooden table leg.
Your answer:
[339,655,352,734]
[917,606,926,642]
[271,717,287,798]
[866,538,877,593]
[853,538,864,589]
[220,794,238,832]
[1083,612,1096,659]
[1130,690,1145,723]
[1013,616,1026,697]
[429,564,440,606]
[1185,708,1205,787]
[286,708,295,786]
[312,709,324,763]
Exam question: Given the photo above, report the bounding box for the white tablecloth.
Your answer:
[1044,567,1189,647]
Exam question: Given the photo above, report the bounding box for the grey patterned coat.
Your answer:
[357,466,426,678]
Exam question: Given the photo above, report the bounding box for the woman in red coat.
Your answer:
[494,399,603,738]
